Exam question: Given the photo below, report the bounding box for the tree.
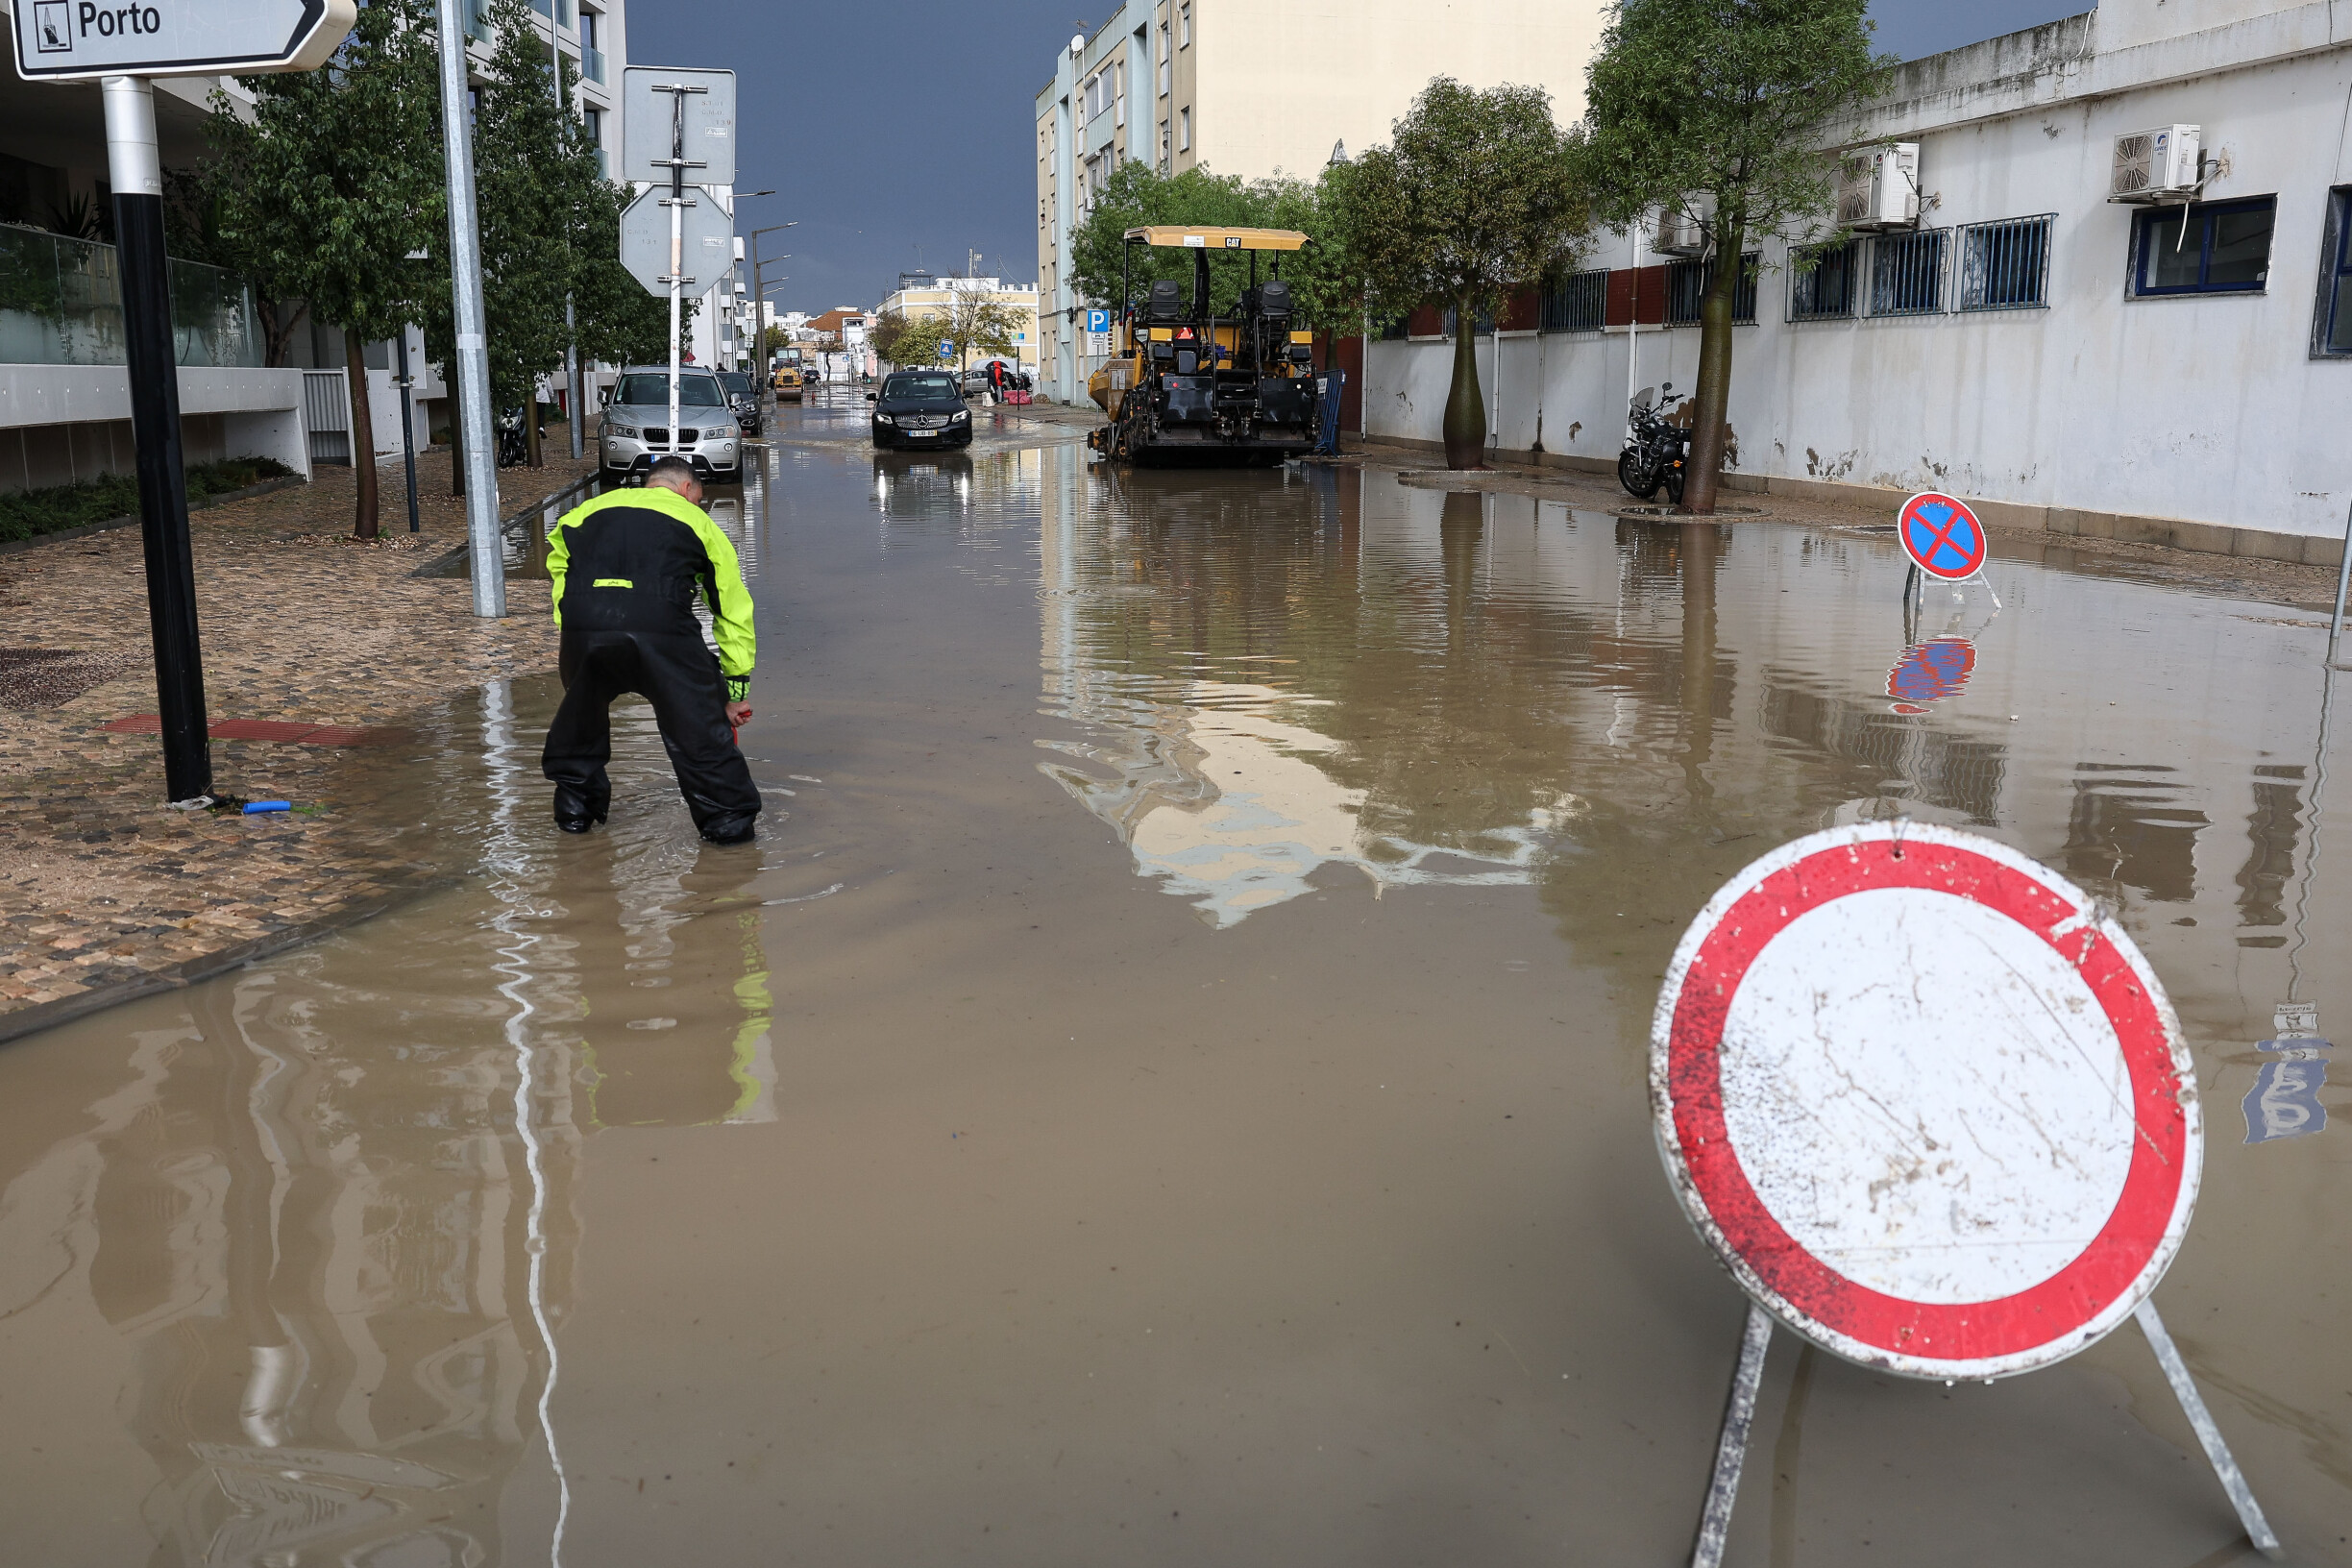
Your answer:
[211,0,443,537]
[866,308,910,365]
[163,162,307,368]
[1067,162,1355,332]
[888,314,951,369]
[1326,79,1587,470]
[1584,0,1892,512]
[942,288,1023,372]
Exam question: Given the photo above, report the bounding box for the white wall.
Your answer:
[1364,24,2352,545]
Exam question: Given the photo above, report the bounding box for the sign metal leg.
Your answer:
[1691,1300,1774,1568]
[2134,1300,2282,1559]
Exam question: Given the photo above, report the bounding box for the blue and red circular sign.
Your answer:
[1887,636,1976,713]
[1899,491,1988,580]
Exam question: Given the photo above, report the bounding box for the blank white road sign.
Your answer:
[620,66,736,188]
[12,0,354,80]
[1652,822,2199,1381]
[618,186,733,298]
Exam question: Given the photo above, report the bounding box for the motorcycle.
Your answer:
[1616,382,1690,505]
[496,406,528,469]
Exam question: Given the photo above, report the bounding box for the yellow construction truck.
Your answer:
[1086,225,1320,466]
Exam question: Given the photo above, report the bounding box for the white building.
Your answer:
[1034,0,1609,404]
[1361,0,2352,561]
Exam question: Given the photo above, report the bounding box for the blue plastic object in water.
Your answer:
[243,800,292,815]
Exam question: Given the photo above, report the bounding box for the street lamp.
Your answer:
[747,221,796,379]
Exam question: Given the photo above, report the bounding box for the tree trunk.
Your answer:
[345,331,379,540]
[1680,222,1744,516]
[1441,293,1485,470]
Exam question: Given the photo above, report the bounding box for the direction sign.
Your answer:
[1898,490,1988,580]
[618,186,732,297]
[1653,822,2199,1381]
[621,66,736,187]
[12,0,353,79]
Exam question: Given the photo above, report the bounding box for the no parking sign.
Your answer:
[1898,491,1988,580]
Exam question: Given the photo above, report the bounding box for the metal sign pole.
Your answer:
[395,329,421,532]
[103,75,210,802]
[436,0,503,615]
[2328,496,2352,666]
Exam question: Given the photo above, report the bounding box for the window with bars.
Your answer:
[1957,214,2053,310]
[1664,253,1758,326]
[1871,229,1948,316]
[1787,241,1859,321]
[1540,269,1608,332]
[2319,186,2352,356]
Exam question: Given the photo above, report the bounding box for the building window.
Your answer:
[2318,186,2352,355]
[1788,240,1858,321]
[2132,196,2273,296]
[581,105,602,149]
[1115,62,1125,127]
[1540,269,1608,332]
[1158,23,1170,94]
[1179,2,1189,47]
[1664,253,1759,326]
[1158,119,1170,171]
[1870,229,1948,316]
[1957,214,2053,310]
[1177,107,1190,152]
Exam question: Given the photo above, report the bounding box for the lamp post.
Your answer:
[747,220,795,382]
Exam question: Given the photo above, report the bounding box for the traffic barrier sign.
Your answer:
[1898,490,1988,580]
[12,0,353,79]
[1657,822,2278,1564]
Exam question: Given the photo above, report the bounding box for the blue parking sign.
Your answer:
[1085,308,1111,333]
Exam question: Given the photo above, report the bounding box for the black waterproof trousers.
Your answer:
[541,627,762,843]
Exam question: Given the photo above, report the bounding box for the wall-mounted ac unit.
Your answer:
[1837,143,1919,231]
[1655,204,1707,257]
[2109,125,2200,202]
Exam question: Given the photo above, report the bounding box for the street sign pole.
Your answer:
[103,75,208,801]
[435,0,502,615]
[648,81,709,466]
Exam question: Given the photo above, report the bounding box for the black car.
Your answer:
[868,370,971,450]
[717,370,762,435]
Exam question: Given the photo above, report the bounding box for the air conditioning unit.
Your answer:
[1837,143,1919,231]
[1655,203,1707,257]
[2109,125,2201,202]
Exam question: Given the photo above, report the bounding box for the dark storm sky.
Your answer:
[629,0,2088,314]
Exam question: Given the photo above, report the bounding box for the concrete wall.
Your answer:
[0,366,309,490]
[1363,14,2352,551]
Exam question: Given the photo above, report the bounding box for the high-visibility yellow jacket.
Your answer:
[547,485,755,698]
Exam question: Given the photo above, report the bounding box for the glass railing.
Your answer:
[528,0,576,26]
[467,0,492,41]
[595,147,610,180]
[581,44,605,84]
[0,226,261,368]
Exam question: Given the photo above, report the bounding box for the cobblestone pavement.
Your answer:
[0,445,599,1037]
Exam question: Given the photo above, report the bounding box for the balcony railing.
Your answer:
[529,0,575,27]
[0,226,261,368]
[581,44,605,84]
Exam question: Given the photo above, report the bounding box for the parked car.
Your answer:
[599,367,743,482]
[717,370,762,436]
[868,370,972,450]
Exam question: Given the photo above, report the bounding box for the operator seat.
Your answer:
[1145,280,1186,324]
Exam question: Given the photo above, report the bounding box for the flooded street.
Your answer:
[4,389,2348,1566]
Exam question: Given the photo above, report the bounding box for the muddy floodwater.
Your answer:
[4,392,2348,1566]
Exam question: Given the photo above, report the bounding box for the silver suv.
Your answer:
[600,367,744,483]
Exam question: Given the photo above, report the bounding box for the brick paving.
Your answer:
[0,444,596,1039]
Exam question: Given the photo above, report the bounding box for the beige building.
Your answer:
[872,274,1042,374]
[1032,0,1609,403]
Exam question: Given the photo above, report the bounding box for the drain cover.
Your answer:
[0,648,140,711]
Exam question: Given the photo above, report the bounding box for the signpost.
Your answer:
[10,0,355,801]
[620,66,735,476]
[1654,822,2278,1563]
[1897,489,1999,611]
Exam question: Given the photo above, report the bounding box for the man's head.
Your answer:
[644,455,705,507]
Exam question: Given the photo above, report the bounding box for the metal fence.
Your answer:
[1787,241,1860,321]
[303,369,354,466]
[1664,253,1759,326]
[1957,214,2054,311]
[0,224,261,368]
[1870,229,1949,317]
[1540,269,1608,332]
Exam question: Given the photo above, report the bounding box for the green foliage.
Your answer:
[941,290,1024,369]
[211,0,443,357]
[1582,0,1892,248]
[1324,77,1588,321]
[866,307,909,363]
[1066,163,1355,330]
[468,0,586,413]
[0,456,295,544]
[887,314,951,367]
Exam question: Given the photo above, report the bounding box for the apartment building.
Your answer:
[1032,0,1610,404]
[0,0,631,487]
[873,273,1041,374]
[1362,0,2352,558]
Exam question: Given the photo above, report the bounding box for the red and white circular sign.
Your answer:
[1651,822,2200,1381]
